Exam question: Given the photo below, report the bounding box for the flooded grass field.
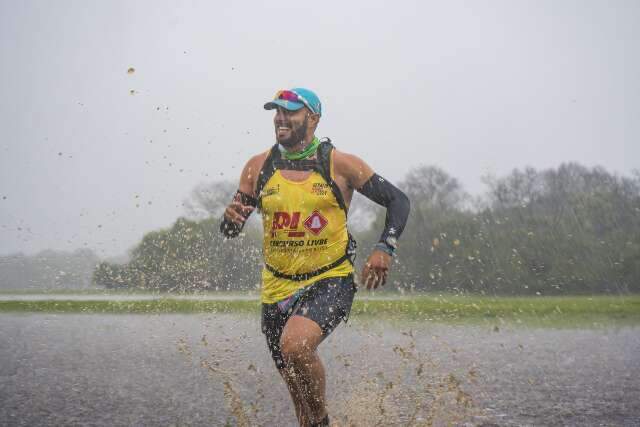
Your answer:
[1,299,639,426]
[1,294,639,326]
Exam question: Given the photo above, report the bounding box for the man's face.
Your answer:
[273,107,310,148]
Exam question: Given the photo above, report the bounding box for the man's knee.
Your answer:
[280,335,316,365]
[279,315,322,365]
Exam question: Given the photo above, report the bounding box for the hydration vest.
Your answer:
[257,138,356,282]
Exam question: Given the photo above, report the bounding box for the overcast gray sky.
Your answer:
[1,0,638,258]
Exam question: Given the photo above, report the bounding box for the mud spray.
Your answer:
[176,319,499,427]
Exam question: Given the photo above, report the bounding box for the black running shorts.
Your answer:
[261,275,357,370]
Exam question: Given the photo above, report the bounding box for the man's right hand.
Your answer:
[223,193,255,226]
[361,249,392,290]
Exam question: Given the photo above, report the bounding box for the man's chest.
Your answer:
[274,170,353,209]
[261,173,335,210]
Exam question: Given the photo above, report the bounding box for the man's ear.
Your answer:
[309,113,320,128]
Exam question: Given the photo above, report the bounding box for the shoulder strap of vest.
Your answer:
[314,139,356,267]
[256,144,280,207]
[314,139,348,213]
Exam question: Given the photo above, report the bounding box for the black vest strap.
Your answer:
[264,253,351,281]
[256,144,281,210]
[314,141,348,212]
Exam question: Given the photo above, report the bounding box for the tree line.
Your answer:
[0,249,99,290]
[93,163,640,295]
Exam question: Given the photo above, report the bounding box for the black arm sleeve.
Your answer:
[219,191,258,238]
[357,174,410,243]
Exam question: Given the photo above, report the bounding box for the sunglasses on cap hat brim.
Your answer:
[264,90,319,115]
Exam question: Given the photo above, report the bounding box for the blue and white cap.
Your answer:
[264,87,322,116]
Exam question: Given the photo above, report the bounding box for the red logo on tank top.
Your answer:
[303,211,328,235]
[271,211,305,237]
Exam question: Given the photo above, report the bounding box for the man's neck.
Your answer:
[283,135,314,153]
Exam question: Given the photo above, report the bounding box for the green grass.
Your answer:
[0,288,260,297]
[0,299,259,314]
[354,295,640,327]
[1,294,639,326]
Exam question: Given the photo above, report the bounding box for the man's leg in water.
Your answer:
[279,364,311,426]
[279,314,327,425]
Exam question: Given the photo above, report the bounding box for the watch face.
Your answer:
[385,236,398,249]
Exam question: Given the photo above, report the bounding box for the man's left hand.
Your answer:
[361,250,392,290]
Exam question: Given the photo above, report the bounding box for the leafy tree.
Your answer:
[91,164,640,295]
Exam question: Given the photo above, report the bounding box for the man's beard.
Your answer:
[277,115,308,149]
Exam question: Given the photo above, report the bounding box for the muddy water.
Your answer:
[1,314,638,427]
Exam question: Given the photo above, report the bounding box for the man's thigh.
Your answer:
[296,274,357,337]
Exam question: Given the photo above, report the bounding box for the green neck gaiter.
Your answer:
[282,137,320,161]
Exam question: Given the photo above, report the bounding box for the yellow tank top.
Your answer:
[260,168,353,303]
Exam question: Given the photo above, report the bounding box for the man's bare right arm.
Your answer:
[220,153,266,237]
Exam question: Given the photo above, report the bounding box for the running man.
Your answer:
[220,87,410,427]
